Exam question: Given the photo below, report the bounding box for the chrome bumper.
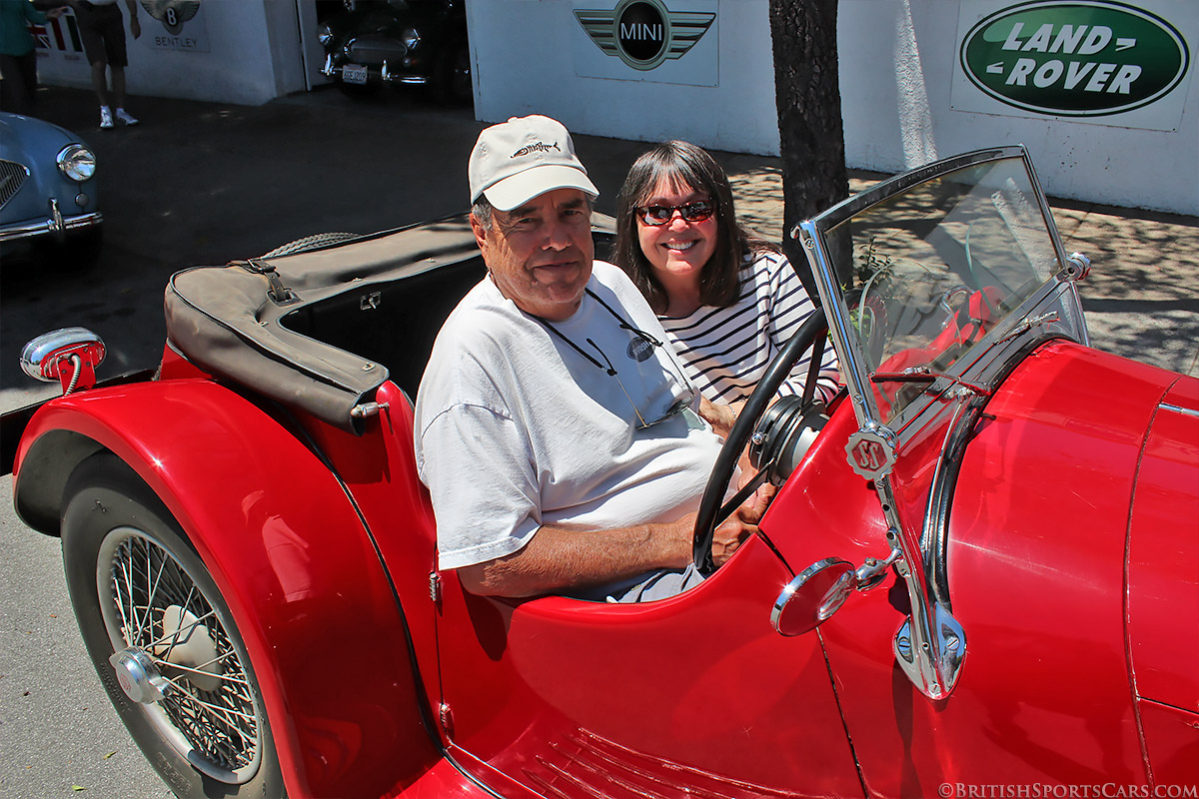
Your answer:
[321,53,428,85]
[0,199,103,244]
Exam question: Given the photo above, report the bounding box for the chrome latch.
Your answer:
[1064,251,1091,281]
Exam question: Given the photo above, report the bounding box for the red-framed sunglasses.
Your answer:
[635,200,716,226]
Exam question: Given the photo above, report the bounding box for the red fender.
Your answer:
[13,378,440,798]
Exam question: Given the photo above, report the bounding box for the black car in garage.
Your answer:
[318,0,471,104]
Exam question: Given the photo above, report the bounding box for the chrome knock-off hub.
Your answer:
[109,647,170,704]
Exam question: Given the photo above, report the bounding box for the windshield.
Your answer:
[811,152,1080,426]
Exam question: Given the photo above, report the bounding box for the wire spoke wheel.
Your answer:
[98,526,262,784]
[62,453,285,798]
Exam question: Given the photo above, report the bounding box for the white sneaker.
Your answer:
[115,108,139,126]
[99,106,114,129]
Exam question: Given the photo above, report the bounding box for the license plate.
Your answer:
[342,64,368,85]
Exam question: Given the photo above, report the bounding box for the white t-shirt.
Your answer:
[414,261,725,572]
[659,250,839,405]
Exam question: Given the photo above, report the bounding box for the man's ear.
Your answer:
[469,213,488,251]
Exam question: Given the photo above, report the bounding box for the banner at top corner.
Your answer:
[951,0,1194,131]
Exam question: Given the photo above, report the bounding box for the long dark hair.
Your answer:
[614,140,774,314]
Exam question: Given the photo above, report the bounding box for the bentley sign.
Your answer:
[953,1,1192,129]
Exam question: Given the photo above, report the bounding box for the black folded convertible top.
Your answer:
[164,216,480,433]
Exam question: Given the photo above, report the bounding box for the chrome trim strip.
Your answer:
[0,211,103,243]
[1161,402,1199,419]
[921,392,988,609]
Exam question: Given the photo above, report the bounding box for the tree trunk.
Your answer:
[768,0,848,300]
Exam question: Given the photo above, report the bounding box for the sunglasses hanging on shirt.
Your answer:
[536,289,694,430]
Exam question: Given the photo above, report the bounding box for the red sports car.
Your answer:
[9,146,1198,799]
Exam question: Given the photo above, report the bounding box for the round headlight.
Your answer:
[401,27,420,49]
[57,144,96,182]
[317,22,334,47]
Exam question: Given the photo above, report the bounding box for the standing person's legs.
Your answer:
[0,53,36,114]
[110,65,125,108]
[89,59,111,105]
[16,50,39,112]
[77,3,114,126]
[98,5,135,124]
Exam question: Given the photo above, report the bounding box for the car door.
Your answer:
[433,531,864,798]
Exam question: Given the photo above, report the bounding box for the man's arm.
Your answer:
[124,0,140,38]
[456,492,767,598]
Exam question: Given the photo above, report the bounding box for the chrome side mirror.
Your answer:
[20,327,106,394]
[771,548,902,637]
[770,558,856,637]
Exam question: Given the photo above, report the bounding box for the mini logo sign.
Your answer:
[575,0,715,71]
[960,1,1190,117]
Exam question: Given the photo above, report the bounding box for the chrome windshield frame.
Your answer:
[795,145,1082,445]
[790,145,1088,700]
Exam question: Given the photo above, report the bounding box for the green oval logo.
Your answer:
[961,1,1190,116]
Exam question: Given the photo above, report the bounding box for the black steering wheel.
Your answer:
[693,312,830,574]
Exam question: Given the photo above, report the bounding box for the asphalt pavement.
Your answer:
[0,83,1196,798]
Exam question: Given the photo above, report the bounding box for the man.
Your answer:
[414,115,762,602]
[70,0,140,129]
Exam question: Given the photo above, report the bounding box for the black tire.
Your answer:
[259,231,358,258]
[61,453,287,799]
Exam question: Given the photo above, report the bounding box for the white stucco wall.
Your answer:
[36,1,308,107]
[839,0,1198,215]
[470,1,780,156]
[468,0,1197,215]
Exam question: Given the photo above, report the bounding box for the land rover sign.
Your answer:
[960,1,1190,117]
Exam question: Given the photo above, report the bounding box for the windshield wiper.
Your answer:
[870,366,989,396]
[999,311,1059,343]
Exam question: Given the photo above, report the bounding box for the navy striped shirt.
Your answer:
[658,251,839,405]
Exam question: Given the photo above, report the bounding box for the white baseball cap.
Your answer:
[468,115,599,211]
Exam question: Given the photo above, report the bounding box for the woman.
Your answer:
[613,140,838,422]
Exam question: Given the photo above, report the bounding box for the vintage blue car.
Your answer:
[0,111,103,269]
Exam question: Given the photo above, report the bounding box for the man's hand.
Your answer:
[709,483,771,567]
[698,397,738,439]
[455,484,774,598]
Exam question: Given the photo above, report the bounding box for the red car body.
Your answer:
[10,148,1199,798]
